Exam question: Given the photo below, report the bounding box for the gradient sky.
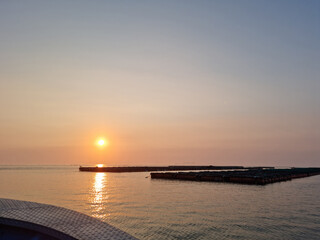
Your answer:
[0,0,319,166]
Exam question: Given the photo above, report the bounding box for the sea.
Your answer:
[0,165,319,240]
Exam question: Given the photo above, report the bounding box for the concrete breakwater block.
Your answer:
[79,165,248,172]
[150,168,320,185]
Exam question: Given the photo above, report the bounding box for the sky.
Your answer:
[0,0,319,166]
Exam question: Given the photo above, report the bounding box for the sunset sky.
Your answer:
[0,1,319,166]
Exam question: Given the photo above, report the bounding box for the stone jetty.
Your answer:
[150,168,320,185]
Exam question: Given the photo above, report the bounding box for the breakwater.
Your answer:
[79,165,255,172]
[150,168,320,185]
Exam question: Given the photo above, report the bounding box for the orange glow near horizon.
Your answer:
[97,164,104,168]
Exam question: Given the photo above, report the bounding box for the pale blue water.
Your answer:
[0,166,319,239]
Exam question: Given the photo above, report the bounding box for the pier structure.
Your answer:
[150,168,320,185]
[0,198,137,240]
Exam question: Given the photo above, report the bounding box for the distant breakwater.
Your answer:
[79,165,272,173]
[150,168,320,185]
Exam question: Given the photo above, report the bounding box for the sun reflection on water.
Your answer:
[90,172,108,219]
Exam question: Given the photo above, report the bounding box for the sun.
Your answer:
[96,138,109,147]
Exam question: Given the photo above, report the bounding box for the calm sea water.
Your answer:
[0,166,319,240]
